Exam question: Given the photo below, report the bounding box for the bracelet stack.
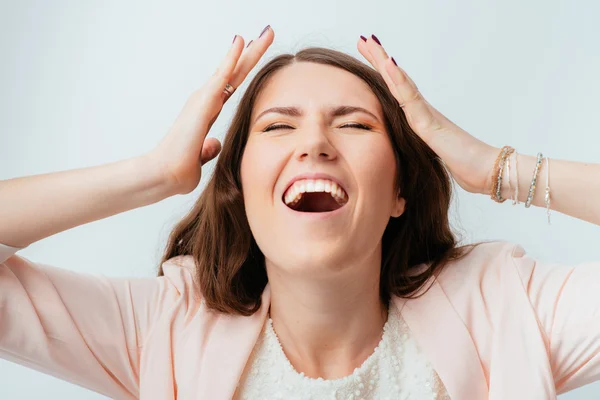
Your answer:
[490,146,552,224]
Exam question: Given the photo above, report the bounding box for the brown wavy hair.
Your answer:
[158,47,469,316]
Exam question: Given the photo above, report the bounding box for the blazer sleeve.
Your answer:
[512,245,600,394]
[0,243,177,400]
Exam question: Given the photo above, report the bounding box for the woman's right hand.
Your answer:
[0,29,276,248]
[148,26,274,195]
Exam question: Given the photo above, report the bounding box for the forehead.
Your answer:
[252,62,382,117]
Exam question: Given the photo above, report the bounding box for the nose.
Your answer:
[295,124,337,162]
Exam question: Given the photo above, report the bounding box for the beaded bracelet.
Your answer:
[544,156,552,224]
[525,152,543,208]
[490,146,515,203]
[505,153,512,201]
[512,151,520,205]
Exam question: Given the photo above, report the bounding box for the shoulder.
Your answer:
[159,254,202,304]
[434,241,531,302]
[455,240,524,265]
[439,240,526,279]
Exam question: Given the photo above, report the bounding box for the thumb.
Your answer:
[200,137,222,165]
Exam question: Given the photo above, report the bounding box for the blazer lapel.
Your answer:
[393,279,489,400]
[198,285,271,399]
[199,280,489,399]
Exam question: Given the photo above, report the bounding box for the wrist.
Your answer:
[480,146,503,196]
[136,153,180,200]
[499,150,517,202]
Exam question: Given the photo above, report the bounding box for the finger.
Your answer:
[215,35,245,82]
[358,35,419,92]
[357,36,377,69]
[359,35,434,128]
[358,36,413,107]
[200,137,222,165]
[362,35,398,90]
[386,58,419,93]
[201,34,246,102]
[383,57,435,128]
[228,25,275,89]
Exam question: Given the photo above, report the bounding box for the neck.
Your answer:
[266,249,388,380]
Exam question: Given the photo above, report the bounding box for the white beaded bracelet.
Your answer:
[512,151,520,205]
[545,156,551,224]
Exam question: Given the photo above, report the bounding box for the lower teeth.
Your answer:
[288,195,345,206]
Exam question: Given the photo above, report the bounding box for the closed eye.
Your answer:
[263,123,372,132]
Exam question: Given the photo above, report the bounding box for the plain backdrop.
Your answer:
[1,0,599,398]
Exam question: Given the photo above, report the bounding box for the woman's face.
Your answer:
[240,62,405,277]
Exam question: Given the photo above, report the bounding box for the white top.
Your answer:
[235,303,450,400]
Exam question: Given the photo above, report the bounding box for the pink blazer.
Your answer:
[1,241,599,399]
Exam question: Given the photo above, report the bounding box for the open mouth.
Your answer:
[283,179,348,213]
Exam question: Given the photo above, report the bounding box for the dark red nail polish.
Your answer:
[232,35,237,44]
[360,35,367,42]
[371,34,381,45]
[391,57,397,66]
[259,25,271,38]
[246,40,253,48]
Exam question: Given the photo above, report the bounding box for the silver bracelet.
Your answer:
[525,152,543,208]
[545,156,551,224]
[512,151,520,205]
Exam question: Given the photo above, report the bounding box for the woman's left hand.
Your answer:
[358,35,499,195]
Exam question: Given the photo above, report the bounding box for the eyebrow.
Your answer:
[252,105,381,125]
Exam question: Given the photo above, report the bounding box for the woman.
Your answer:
[1,25,599,399]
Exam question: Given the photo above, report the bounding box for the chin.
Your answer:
[266,244,352,276]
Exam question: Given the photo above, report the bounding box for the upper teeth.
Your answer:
[283,179,348,206]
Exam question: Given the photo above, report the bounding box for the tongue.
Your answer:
[298,192,342,212]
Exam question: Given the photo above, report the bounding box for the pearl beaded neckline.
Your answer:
[266,313,389,390]
[234,304,450,400]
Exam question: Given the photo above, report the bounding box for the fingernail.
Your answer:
[371,34,381,45]
[259,25,271,38]
[391,56,397,66]
[246,40,253,48]
[232,34,237,44]
[360,35,367,42]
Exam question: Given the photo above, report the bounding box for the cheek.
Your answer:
[240,140,285,208]
[351,139,398,198]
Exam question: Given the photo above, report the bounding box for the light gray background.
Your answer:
[1,0,599,398]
